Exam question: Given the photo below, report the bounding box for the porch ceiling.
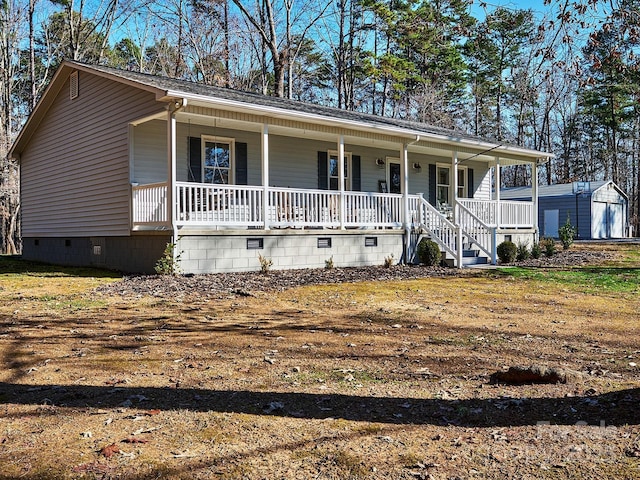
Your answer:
[175,107,542,166]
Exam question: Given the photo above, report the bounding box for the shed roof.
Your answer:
[501,180,624,200]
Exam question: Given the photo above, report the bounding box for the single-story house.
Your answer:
[9,61,553,273]
[501,180,629,239]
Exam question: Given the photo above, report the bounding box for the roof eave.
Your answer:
[164,89,553,162]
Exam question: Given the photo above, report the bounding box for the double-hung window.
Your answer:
[202,136,234,184]
[328,150,352,190]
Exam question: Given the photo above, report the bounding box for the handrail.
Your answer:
[456,202,495,262]
[410,195,459,261]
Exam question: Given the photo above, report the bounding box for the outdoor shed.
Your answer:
[501,181,628,239]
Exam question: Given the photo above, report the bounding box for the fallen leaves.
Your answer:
[99,443,120,458]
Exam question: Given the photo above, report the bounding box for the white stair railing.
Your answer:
[455,202,496,264]
[410,195,460,263]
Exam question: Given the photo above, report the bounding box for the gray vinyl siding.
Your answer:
[249,134,321,188]
[465,160,491,200]
[132,120,167,184]
[21,71,163,237]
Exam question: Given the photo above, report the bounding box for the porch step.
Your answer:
[441,249,489,267]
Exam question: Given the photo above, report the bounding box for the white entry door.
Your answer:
[544,209,559,237]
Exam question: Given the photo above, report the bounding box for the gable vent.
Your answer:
[70,71,79,100]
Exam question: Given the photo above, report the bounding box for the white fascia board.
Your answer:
[163,90,554,161]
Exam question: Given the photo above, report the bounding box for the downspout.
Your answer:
[403,135,420,264]
[167,98,187,262]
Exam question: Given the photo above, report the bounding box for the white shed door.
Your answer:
[544,209,559,237]
[592,201,607,238]
[609,203,624,238]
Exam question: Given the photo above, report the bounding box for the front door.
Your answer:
[387,159,401,194]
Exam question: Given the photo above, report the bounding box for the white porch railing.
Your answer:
[344,192,403,227]
[132,182,169,226]
[169,183,406,229]
[176,182,264,227]
[131,183,534,241]
[268,187,340,228]
[458,198,534,228]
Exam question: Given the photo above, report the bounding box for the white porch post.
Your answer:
[495,157,501,228]
[533,159,539,240]
[262,123,270,230]
[451,151,458,223]
[338,134,345,229]
[167,106,177,237]
[401,142,410,263]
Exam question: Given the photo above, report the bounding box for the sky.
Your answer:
[471,0,552,18]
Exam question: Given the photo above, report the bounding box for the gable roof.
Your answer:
[11,61,555,163]
[501,180,626,200]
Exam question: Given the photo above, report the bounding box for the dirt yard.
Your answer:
[0,242,639,479]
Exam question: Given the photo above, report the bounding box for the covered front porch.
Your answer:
[127,95,548,269]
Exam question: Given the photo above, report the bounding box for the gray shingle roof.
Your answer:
[77,61,534,151]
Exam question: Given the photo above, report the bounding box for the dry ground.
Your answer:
[0,242,639,479]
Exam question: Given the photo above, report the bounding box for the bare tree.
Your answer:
[0,0,22,254]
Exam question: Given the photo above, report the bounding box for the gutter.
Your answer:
[163,90,554,161]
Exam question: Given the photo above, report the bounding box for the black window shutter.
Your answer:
[352,155,361,191]
[428,163,436,206]
[467,168,474,198]
[318,151,328,190]
[188,137,201,183]
[235,142,248,185]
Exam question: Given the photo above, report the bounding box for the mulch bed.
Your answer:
[97,248,616,300]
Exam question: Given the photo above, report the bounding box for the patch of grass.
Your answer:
[332,450,369,478]
[356,423,384,435]
[493,267,640,294]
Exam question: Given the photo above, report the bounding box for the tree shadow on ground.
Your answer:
[0,256,121,278]
[1,381,637,428]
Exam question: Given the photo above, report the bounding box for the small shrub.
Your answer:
[516,241,530,261]
[497,240,517,263]
[155,242,182,275]
[258,253,273,274]
[417,238,441,266]
[558,215,576,250]
[325,256,334,269]
[383,254,395,268]
[540,237,556,257]
[531,241,541,259]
